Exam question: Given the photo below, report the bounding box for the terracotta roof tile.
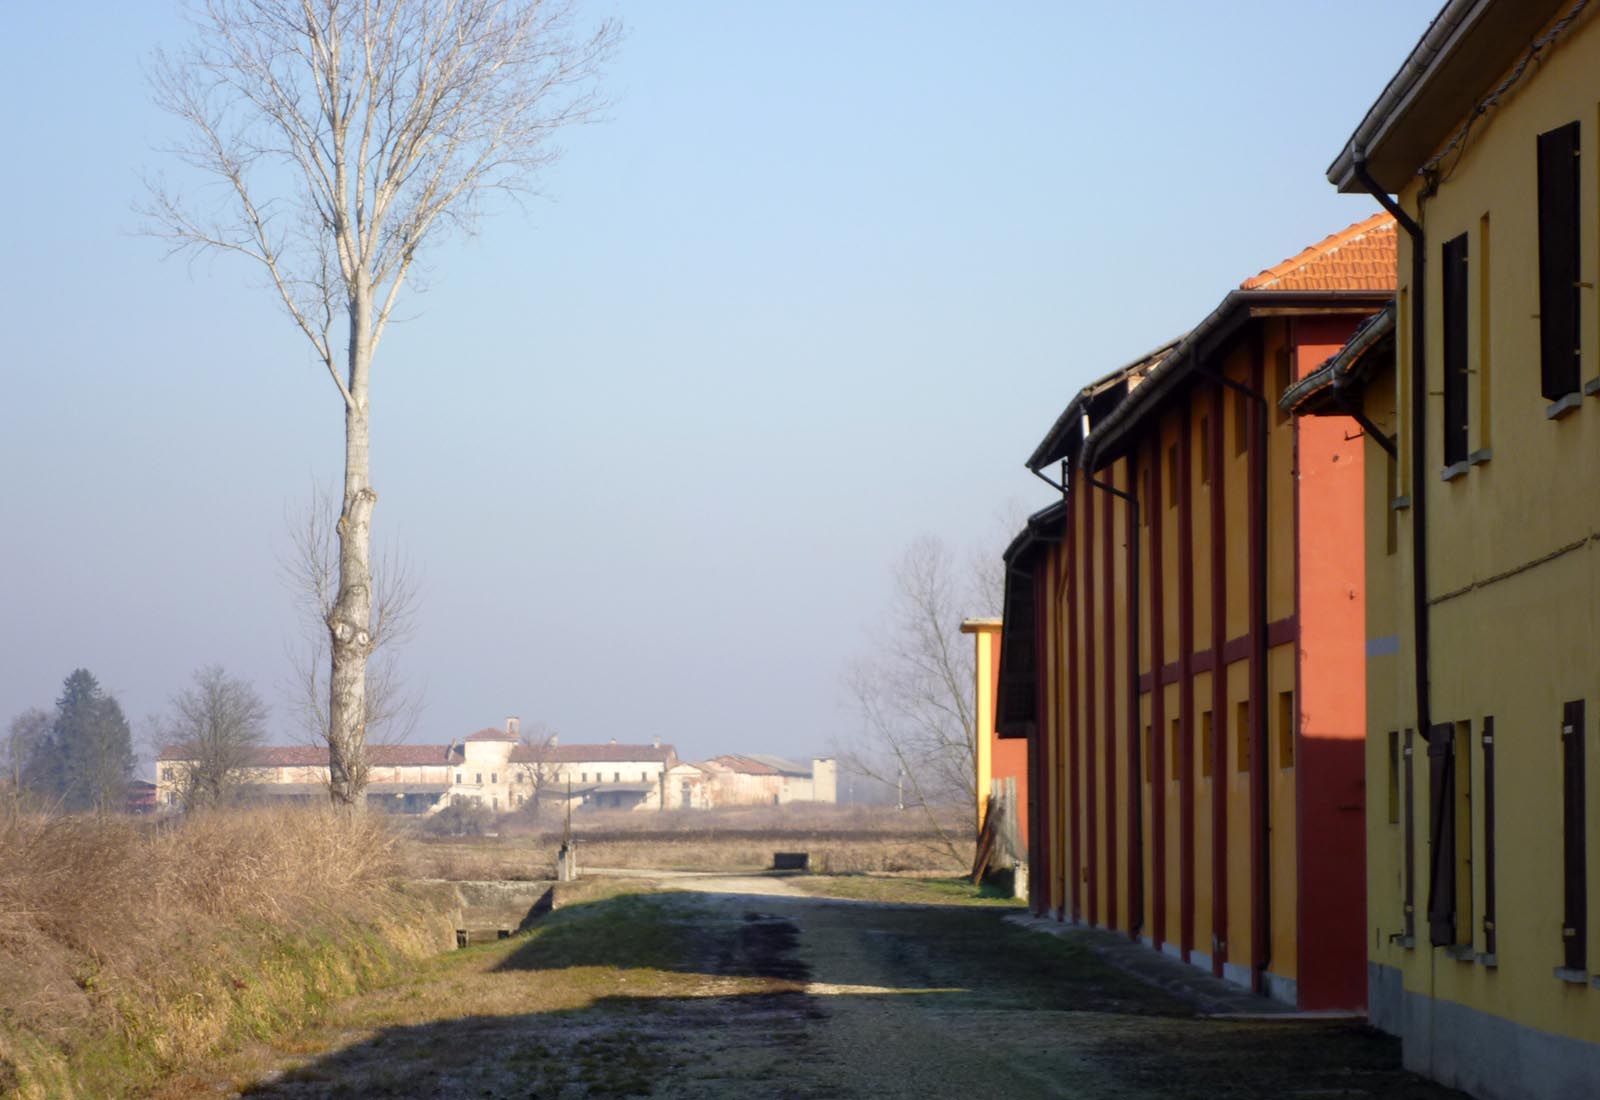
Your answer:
[158,743,458,767]
[1240,213,1397,292]
[510,743,677,764]
[464,726,519,742]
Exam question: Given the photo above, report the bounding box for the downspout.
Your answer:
[1192,354,1272,989]
[1086,465,1144,938]
[1352,155,1432,753]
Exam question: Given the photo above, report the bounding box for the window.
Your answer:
[614,771,621,783]
[1441,232,1470,466]
[641,771,649,782]
[1562,700,1587,972]
[490,773,497,785]
[1477,212,1492,452]
[1200,711,1213,778]
[1170,717,1181,781]
[1277,691,1295,769]
[455,772,462,784]
[1481,718,1497,958]
[1453,721,1472,947]
[1199,417,1211,484]
[1274,347,1292,425]
[161,767,174,782]
[1386,731,1400,824]
[1235,700,1250,772]
[1537,121,1581,401]
[1403,730,1416,942]
[475,773,482,784]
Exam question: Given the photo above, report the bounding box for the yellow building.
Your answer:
[1303,2,1600,1094]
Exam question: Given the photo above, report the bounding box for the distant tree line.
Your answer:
[5,669,135,813]
[5,666,267,813]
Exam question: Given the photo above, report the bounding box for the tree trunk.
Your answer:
[327,290,376,807]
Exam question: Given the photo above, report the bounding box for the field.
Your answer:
[396,803,976,881]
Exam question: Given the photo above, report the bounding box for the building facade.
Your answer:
[1309,3,1600,1094]
[963,616,1029,847]
[998,218,1394,1009]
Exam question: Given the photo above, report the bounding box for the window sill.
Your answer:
[1444,944,1476,962]
[1391,934,1415,950]
[1584,377,1600,397]
[1469,448,1493,466]
[1554,966,1589,984]
[1440,461,1470,482]
[1391,495,1411,512]
[1477,952,1498,968]
[1546,392,1583,419]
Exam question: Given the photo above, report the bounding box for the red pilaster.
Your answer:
[1210,382,1229,979]
[1149,440,1167,951]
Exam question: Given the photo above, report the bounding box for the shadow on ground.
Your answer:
[232,889,1470,1100]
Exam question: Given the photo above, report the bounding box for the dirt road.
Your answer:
[169,874,1464,1099]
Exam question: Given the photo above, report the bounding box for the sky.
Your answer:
[0,1,1440,770]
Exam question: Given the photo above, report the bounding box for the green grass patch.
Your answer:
[792,873,1026,907]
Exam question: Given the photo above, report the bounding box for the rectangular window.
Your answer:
[1199,416,1211,484]
[1481,717,1497,958]
[1426,723,1457,947]
[614,771,621,783]
[1235,700,1250,772]
[581,772,588,783]
[491,772,498,785]
[1274,346,1292,424]
[1404,729,1416,941]
[1441,232,1470,466]
[1453,721,1473,946]
[456,772,462,784]
[1562,700,1587,972]
[162,767,174,782]
[641,771,649,782]
[1385,459,1399,556]
[1387,731,1400,824]
[475,773,482,784]
[1201,710,1214,778]
[1277,691,1295,769]
[1538,121,1581,400]
[1170,717,1181,781]
[1477,212,1492,451]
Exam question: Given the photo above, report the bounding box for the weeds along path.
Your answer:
[162,875,1468,1100]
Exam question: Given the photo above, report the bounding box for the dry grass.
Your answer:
[398,804,974,880]
[0,804,450,1100]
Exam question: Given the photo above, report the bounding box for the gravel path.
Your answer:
[163,874,1465,1100]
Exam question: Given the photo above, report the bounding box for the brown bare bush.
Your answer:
[0,805,447,1099]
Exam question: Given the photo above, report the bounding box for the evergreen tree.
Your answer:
[37,669,135,813]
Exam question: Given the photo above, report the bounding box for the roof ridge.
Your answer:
[1240,212,1396,291]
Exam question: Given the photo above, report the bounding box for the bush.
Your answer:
[421,801,497,837]
[0,805,451,1099]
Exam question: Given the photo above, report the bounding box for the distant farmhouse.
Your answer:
[155,717,836,814]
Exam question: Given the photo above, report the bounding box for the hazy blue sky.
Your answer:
[0,1,1437,768]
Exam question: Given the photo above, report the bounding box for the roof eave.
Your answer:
[1085,291,1391,464]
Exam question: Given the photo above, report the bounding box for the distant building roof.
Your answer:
[158,743,461,767]
[464,726,519,742]
[706,753,811,777]
[511,742,677,765]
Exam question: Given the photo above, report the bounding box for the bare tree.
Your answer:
[3,708,52,808]
[510,720,562,812]
[162,666,270,809]
[144,0,618,806]
[281,484,421,793]
[841,535,1002,864]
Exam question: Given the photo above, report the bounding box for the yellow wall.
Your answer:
[1374,5,1600,1048]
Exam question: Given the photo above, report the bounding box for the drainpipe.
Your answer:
[1085,467,1144,938]
[1352,155,1432,751]
[1191,355,1272,989]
